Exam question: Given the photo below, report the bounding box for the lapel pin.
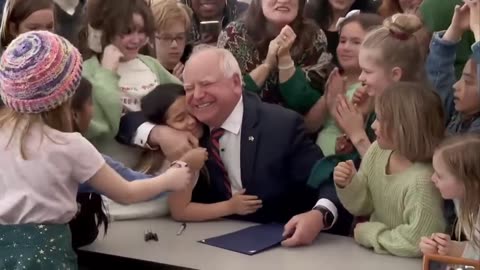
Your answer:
[248,136,254,142]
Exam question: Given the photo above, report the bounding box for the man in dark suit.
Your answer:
[116,47,352,247]
[181,47,351,246]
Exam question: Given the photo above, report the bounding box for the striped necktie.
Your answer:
[210,128,232,196]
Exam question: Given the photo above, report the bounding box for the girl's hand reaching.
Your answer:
[180,148,208,171]
[333,160,356,188]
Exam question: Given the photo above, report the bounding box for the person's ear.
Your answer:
[8,22,18,38]
[232,73,243,94]
[391,66,403,82]
[71,111,80,126]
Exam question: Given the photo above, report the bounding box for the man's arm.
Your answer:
[282,114,352,247]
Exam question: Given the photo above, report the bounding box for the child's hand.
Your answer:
[432,233,452,256]
[420,236,439,255]
[333,160,356,188]
[228,189,263,215]
[444,4,470,42]
[162,165,192,191]
[325,68,346,115]
[466,0,480,40]
[334,95,365,140]
[172,62,185,81]
[180,148,208,171]
[101,44,124,72]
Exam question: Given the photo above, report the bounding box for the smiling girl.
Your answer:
[82,0,181,167]
[304,12,382,155]
[334,82,446,257]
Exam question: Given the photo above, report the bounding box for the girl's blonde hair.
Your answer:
[0,102,73,159]
[150,0,192,33]
[375,82,445,162]
[362,13,425,81]
[436,134,480,250]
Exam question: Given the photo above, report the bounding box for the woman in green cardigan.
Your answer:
[81,0,180,166]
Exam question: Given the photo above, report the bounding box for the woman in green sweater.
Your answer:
[334,82,446,257]
[81,0,180,166]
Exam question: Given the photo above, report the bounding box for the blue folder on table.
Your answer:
[199,223,285,255]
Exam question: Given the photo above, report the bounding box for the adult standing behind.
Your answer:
[151,0,193,80]
[182,47,352,240]
[81,0,180,167]
[304,0,378,64]
[182,0,248,45]
[217,0,333,115]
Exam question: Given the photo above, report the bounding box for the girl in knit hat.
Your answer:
[0,31,201,269]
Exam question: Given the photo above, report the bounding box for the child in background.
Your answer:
[305,12,383,155]
[0,31,194,268]
[420,133,480,261]
[426,0,480,135]
[333,82,446,257]
[138,84,263,221]
[425,0,480,234]
[307,13,425,190]
[334,13,426,157]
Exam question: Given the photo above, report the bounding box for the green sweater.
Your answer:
[336,142,446,257]
[82,55,181,152]
[244,68,321,114]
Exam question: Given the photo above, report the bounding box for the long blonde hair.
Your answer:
[436,134,480,249]
[0,102,73,159]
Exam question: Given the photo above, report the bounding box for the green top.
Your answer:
[420,0,476,79]
[316,82,361,156]
[336,142,446,257]
[82,54,181,152]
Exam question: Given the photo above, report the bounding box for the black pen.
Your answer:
[176,223,186,236]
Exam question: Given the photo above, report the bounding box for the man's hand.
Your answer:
[281,210,324,247]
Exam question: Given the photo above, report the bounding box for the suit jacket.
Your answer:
[116,91,352,235]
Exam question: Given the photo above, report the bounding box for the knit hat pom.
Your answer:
[0,31,83,114]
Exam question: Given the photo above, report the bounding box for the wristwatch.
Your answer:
[313,205,334,229]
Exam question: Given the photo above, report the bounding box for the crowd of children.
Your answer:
[0,0,479,268]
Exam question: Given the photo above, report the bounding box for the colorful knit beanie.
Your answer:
[0,30,82,113]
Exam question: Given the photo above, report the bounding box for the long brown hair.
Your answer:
[0,0,54,47]
[436,134,480,250]
[375,82,445,162]
[243,0,317,60]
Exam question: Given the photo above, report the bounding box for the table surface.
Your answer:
[81,218,422,270]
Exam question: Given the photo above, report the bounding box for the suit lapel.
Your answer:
[240,93,259,189]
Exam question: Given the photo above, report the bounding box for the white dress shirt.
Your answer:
[217,97,244,194]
